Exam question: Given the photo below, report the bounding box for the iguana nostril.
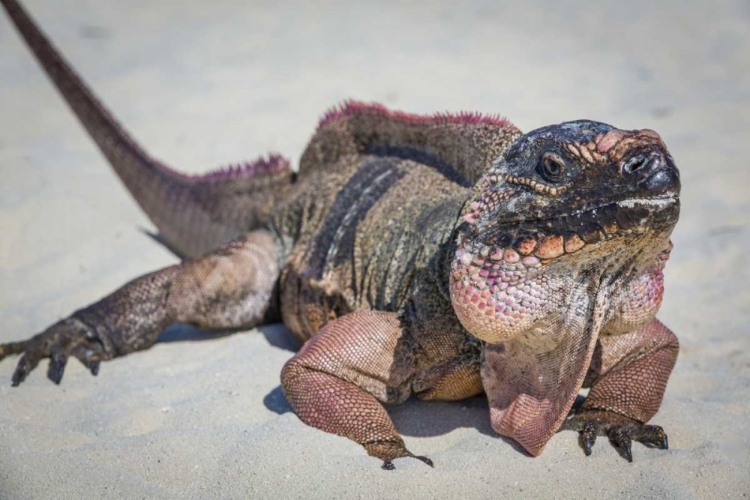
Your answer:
[620,150,681,195]
[622,155,652,175]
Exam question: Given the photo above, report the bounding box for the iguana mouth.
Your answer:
[614,194,679,210]
[516,193,680,244]
[533,193,680,224]
[456,193,679,270]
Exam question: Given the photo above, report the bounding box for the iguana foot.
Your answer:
[365,440,434,470]
[560,410,668,462]
[381,456,433,471]
[0,317,107,386]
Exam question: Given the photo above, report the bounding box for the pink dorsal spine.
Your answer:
[191,154,291,183]
[317,100,515,131]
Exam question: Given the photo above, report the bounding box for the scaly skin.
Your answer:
[0,0,681,469]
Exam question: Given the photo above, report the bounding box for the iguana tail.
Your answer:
[1,0,294,258]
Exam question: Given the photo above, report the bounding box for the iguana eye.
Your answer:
[539,153,565,183]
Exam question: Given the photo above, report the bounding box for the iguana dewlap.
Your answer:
[0,0,680,469]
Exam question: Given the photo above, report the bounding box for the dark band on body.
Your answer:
[307,158,407,280]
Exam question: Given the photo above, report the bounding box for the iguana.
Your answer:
[0,0,681,469]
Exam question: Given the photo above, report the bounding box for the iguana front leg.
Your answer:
[0,230,279,385]
[561,319,679,461]
[281,311,432,470]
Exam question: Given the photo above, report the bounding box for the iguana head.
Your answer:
[449,120,680,343]
[450,121,681,457]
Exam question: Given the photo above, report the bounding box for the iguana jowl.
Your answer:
[0,0,681,468]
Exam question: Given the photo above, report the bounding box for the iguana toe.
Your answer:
[580,421,597,456]
[560,410,669,462]
[0,340,27,362]
[608,427,633,462]
[381,460,396,471]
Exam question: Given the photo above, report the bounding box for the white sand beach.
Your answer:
[0,1,748,498]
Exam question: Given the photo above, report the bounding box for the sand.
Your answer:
[0,1,748,498]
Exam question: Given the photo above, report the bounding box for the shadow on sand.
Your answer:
[156,322,299,352]
[156,320,532,455]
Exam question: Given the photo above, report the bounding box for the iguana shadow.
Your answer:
[264,384,527,453]
[156,323,298,352]
[157,322,527,453]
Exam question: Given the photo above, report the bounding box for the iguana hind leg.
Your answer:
[281,311,432,470]
[0,230,279,385]
[560,318,678,461]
